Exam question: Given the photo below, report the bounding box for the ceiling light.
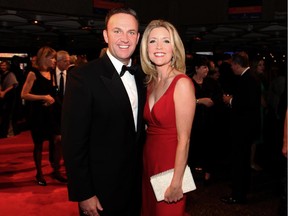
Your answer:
[30,19,42,25]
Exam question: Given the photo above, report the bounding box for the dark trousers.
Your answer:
[0,96,16,137]
[230,137,252,200]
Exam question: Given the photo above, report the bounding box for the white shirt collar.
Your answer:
[106,49,132,75]
[241,67,250,76]
[56,67,66,75]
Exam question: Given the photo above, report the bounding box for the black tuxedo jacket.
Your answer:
[228,69,261,200]
[51,69,63,135]
[230,69,261,144]
[62,53,146,216]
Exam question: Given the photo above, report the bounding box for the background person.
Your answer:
[0,60,18,138]
[188,55,223,184]
[221,51,261,204]
[21,46,58,186]
[49,50,70,183]
[249,57,269,171]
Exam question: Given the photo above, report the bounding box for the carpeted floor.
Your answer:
[0,131,78,216]
[0,130,286,216]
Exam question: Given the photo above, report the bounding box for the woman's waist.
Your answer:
[146,125,177,135]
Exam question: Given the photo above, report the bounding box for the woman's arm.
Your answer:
[165,76,196,203]
[21,71,54,105]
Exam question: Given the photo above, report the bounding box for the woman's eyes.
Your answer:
[149,39,170,44]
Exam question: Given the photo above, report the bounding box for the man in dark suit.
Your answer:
[50,50,70,183]
[62,8,146,216]
[218,53,237,95]
[221,51,261,204]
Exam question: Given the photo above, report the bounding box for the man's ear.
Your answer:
[103,30,108,43]
[136,32,140,44]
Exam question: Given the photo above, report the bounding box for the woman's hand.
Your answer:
[198,97,214,107]
[164,184,183,203]
[43,94,55,106]
[223,94,232,106]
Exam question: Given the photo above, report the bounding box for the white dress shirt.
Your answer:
[56,67,67,94]
[106,50,138,131]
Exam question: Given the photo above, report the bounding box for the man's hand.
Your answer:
[79,196,103,216]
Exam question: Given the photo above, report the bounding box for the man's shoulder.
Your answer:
[80,56,110,69]
[69,56,114,81]
[71,58,101,74]
[4,71,17,80]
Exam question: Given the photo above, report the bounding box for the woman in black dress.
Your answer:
[188,55,223,184]
[21,46,57,186]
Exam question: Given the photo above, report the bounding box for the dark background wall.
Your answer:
[127,0,286,25]
[0,0,286,56]
[0,0,286,23]
[0,0,93,16]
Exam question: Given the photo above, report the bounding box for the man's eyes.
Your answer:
[112,30,136,35]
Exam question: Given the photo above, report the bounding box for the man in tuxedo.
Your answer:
[62,7,146,216]
[221,51,261,204]
[50,50,70,182]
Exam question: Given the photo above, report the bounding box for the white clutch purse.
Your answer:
[150,165,196,201]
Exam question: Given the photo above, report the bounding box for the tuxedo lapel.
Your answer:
[134,68,146,134]
[99,55,135,131]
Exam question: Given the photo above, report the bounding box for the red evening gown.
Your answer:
[142,74,190,216]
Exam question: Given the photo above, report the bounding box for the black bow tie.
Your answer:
[120,65,137,77]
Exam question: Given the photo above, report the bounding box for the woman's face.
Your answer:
[44,55,56,69]
[147,27,173,67]
[257,60,265,74]
[196,65,209,78]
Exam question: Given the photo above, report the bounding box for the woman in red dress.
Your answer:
[140,19,196,216]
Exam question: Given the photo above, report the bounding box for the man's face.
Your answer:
[231,62,240,75]
[103,13,140,65]
[57,55,70,71]
[0,62,8,72]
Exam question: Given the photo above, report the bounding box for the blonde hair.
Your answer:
[36,46,56,70]
[70,55,78,64]
[140,19,186,84]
